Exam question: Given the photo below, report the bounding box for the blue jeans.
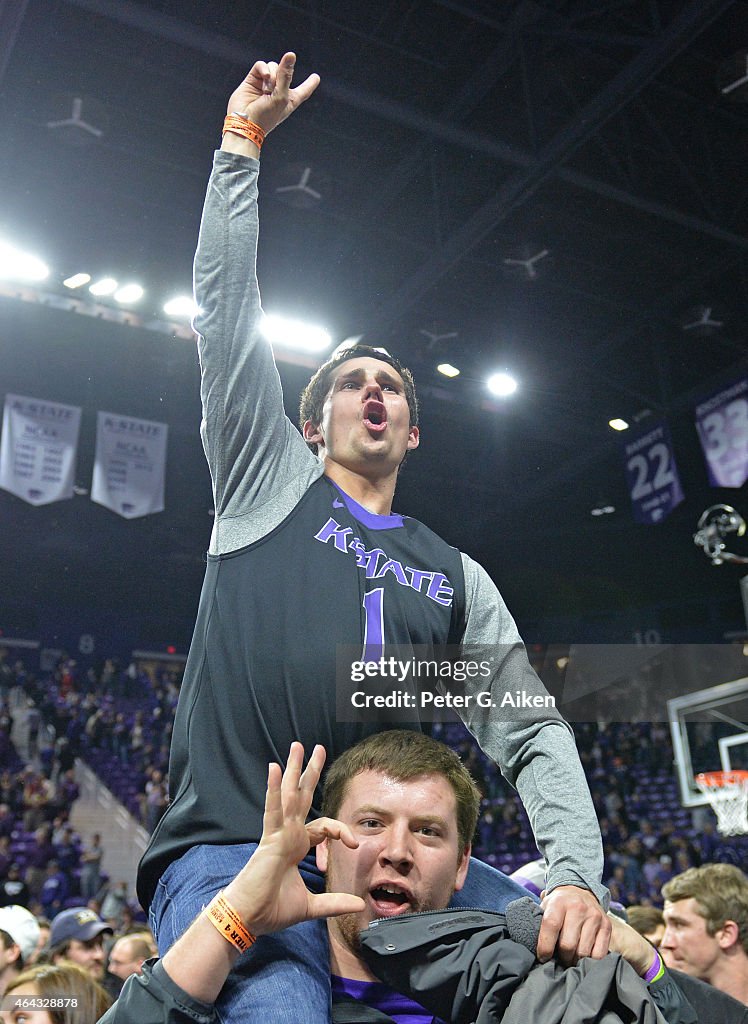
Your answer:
[150,843,535,1023]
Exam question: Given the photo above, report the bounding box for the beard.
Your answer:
[331,909,366,960]
[325,874,453,961]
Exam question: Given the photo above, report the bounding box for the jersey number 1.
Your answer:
[362,587,384,662]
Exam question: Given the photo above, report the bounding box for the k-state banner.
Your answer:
[0,393,81,506]
[695,378,748,488]
[622,420,683,524]
[91,412,167,519]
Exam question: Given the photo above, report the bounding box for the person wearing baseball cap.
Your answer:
[46,907,112,980]
[0,904,40,995]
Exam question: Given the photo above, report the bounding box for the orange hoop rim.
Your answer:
[695,770,748,788]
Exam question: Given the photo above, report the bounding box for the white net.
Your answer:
[695,771,748,836]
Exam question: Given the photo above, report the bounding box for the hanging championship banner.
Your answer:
[91,412,168,519]
[695,378,748,488]
[622,420,684,524]
[0,393,81,506]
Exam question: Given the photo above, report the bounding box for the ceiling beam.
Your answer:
[0,0,30,87]
[370,0,736,331]
[61,0,746,259]
[516,254,745,507]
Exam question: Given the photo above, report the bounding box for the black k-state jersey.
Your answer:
[138,476,466,907]
[137,151,607,912]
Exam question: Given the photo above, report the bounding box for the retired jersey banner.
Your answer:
[622,420,684,525]
[91,412,167,519]
[695,379,748,488]
[0,393,81,506]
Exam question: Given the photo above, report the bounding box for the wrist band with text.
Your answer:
[644,949,665,985]
[205,891,256,953]
[222,113,266,150]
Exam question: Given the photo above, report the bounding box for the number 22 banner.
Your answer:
[695,379,748,488]
[622,420,684,524]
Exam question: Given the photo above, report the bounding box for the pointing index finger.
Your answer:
[274,51,296,99]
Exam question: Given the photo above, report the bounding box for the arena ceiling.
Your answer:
[1,0,747,648]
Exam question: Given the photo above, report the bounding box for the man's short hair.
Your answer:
[662,863,748,953]
[626,905,664,937]
[322,729,480,853]
[116,932,157,961]
[299,345,419,455]
[0,928,22,969]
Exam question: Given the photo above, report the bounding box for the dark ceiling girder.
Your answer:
[518,345,748,513]
[332,1,547,265]
[62,0,747,257]
[372,0,736,332]
[436,0,648,45]
[0,0,30,87]
[517,254,745,507]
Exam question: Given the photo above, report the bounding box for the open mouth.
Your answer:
[368,883,412,917]
[363,400,387,433]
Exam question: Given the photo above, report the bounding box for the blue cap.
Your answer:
[49,907,112,949]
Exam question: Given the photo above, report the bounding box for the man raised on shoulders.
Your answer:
[137,49,610,1022]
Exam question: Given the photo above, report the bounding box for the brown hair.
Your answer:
[299,345,419,455]
[322,729,480,853]
[6,961,111,1023]
[662,863,748,953]
[0,928,22,966]
[626,905,664,939]
[114,931,157,961]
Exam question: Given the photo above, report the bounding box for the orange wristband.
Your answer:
[222,114,266,150]
[205,891,256,953]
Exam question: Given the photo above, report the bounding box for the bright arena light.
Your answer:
[89,277,118,296]
[261,313,332,354]
[609,418,629,431]
[0,240,49,282]
[114,283,144,304]
[437,363,460,378]
[63,273,91,289]
[163,296,198,319]
[486,372,518,398]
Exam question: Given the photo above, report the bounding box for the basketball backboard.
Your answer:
[668,675,748,807]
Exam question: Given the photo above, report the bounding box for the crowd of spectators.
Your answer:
[1,644,747,920]
[441,717,748,905]
[0,649,177,832]
[0,651,151,928]
[0,643,746,1020]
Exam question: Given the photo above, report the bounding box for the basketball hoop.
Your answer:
[695,770,748,836]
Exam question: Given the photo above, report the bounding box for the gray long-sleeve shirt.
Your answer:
[137,150,606,910]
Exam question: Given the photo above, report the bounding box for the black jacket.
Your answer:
[101,903,745,1024]
[358,905,673,1024]
[358,904,748,1024]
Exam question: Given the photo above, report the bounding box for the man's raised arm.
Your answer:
[193,54,321,549]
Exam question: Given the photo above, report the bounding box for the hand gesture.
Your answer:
[227,51,320,135]
[223,742,364,936]
[536,885,612,965]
